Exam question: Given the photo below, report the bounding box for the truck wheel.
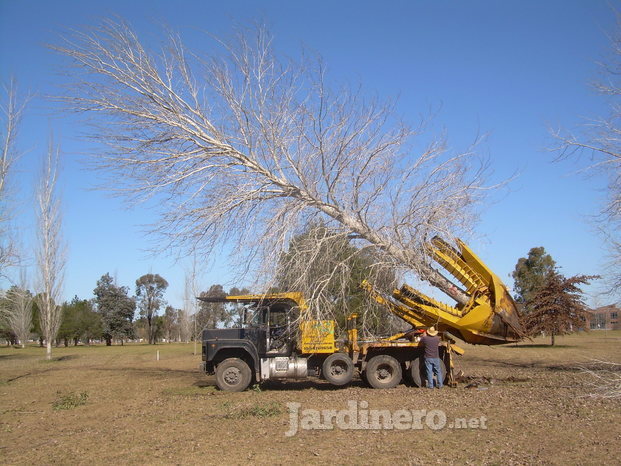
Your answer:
[365,355,402,389]
[215,358,252,392]
[410,355,446,388]
[322,353,354,386]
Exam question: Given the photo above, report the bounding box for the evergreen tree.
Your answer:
[162,306,179,342]
[57,296,101,346]
[228,287,251,326]
[512,247,556,313]
[80,299,102,345]
[94,273,135,345]
[57,299,80,346]
[197,284,230,329]
[135,274,168,344]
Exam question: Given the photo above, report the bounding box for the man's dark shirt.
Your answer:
[419,334,440,358]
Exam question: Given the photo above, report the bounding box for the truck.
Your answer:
[199,236,524,391]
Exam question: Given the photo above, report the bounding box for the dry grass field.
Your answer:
[1,331,620,465]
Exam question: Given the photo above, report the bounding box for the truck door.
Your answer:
[267,304,294,354]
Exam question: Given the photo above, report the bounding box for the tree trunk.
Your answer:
[39,336,44,347]
[105,336,112,346]
[425,266,470,305]
[46,340,52,360]
[550,333,555,346]
[147,315,155,345]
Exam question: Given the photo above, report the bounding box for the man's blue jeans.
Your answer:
[425,357,443,388]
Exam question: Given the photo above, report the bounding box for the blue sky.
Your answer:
[0,0,618,309]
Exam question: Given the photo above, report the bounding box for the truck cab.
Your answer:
[200,293,339,391]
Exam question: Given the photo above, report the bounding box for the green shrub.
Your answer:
[52,391,89,410]
[224,401,282,419]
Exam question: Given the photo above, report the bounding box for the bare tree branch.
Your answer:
[579,359,621,399]
[551,14,621,295]
[54,20,493,314]
[0,80,27,278]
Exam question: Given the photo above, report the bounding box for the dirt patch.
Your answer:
[0,332,620,464]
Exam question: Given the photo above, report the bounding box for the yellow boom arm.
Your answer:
[365,237,525,345]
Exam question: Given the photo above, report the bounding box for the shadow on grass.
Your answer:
[38,354,82,364]
[466,355,583,372]
[0,352,31,360]
[258,378,368,391]
[508,344,576,349]
[193,379,215,388]
[195,377,371,392]
[163,384,217,397]
[3,368,54,383]
[91,366,197,377]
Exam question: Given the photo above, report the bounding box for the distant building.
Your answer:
[586,305,620,330]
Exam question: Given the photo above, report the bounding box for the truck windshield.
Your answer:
[246,306,267,326]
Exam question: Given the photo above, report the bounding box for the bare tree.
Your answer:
[552,15,621,294]
[2,271,34,348]
[0,80,27,278]
[181,272,195,344]
[36,141,65,360]
[183,257,200,353]
[607,236,621,292]
[179,283,192,344]
[55,20,491,316]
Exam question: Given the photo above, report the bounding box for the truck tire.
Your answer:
[365,355,402,389]
[215,358,252,392]
[322,353,354,386]
[410,355,446,388]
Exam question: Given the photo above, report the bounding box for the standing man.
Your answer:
[420,326,443,389]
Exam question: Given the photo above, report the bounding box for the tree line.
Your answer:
[0,233,603,349]
[0,272,252,347]
[0,222,404,348]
